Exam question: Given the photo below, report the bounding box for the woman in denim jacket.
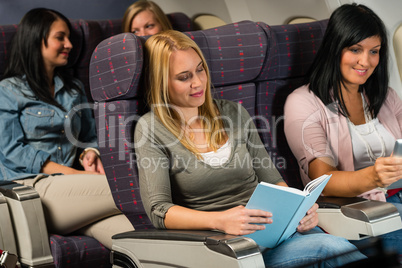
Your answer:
[0,8,133,249]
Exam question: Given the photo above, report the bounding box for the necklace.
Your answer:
[347,93,386,163]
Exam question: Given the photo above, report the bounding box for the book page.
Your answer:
[259,181,305,196]
[304,174,329,194]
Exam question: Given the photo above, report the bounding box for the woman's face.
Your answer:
[41,19,72,73]
[167,48,207,111]
[340,36,381,91]
[131,9,163,36]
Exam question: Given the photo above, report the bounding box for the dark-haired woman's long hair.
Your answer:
[3,8,80,111]
[306,3,389,118]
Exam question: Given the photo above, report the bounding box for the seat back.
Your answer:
[193,14,227,30]
[254,20,328,188]
[167,12,194,32]
[90,33,152,229]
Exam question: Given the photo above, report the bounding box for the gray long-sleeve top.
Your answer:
[134,99,284,229]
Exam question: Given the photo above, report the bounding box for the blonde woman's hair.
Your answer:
[145,30,226,158]
[122,0,172,33]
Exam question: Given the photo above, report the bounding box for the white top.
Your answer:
[200,140,231,167]
[348,117,395,170]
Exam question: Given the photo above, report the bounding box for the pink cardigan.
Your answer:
[284,85,402,201]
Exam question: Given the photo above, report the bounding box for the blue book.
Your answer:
[244,174,331,248]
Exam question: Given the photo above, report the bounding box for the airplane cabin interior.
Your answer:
[0,0,402,267]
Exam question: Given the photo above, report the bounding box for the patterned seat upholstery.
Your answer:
[167,12,194,32]
[255,20,328,188]
[90,33,153,229]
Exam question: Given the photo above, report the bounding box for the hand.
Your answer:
[297,203,319,232]
[216,205,272,236]
[81,150,105,175]
[373,156,402,187]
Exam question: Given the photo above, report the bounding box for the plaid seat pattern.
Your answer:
[255,20,328,187]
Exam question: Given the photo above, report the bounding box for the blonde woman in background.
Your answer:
[122,0,172,36]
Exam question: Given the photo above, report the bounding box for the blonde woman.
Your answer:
[122,0,172,36]
[134,30,365,267]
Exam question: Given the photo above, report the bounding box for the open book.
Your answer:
[244,174,331,248]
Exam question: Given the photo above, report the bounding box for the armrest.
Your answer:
[317,196,402,240]
[111,230,264,268]
[0,182,54,267]
[0,192,17,256]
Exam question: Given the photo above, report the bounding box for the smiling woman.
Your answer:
[284,3,402,256]
[0,8,134,249]
[41,19,73,92]
[340,36,381,96]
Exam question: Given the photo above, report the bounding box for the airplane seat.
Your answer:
[75,13,193,102]
[254,19,328,189]
[192,14,227,30]
[167,12,194,32]
[393,23,402,82]
[72,19,123,102]
[0,189,17,259]
[287,17,317,24]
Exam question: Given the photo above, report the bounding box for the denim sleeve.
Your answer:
[0,83,51,178]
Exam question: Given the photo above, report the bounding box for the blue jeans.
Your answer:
[262,227,366,267]
[384,190,402,256]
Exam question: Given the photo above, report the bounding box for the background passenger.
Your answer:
[0,8,133,249]
[134,29,365,267]
[284,3,402,257]
[122,0,172,36]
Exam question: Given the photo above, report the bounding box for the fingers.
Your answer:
[95,159,106,175]
[82,151,106,175]
[221,206,273,235]
[374,157,402,186]
[83,151,97,166]
[298,204,319,232]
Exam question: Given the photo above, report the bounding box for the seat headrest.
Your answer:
[184,21,268,87]
[89,33,144,102]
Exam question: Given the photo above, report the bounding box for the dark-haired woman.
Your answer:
[0,8,133,249]
[284,3,402,255]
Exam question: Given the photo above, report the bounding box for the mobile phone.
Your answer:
[392,139,402,157]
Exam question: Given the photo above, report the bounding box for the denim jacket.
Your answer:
[0,76,98,181]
